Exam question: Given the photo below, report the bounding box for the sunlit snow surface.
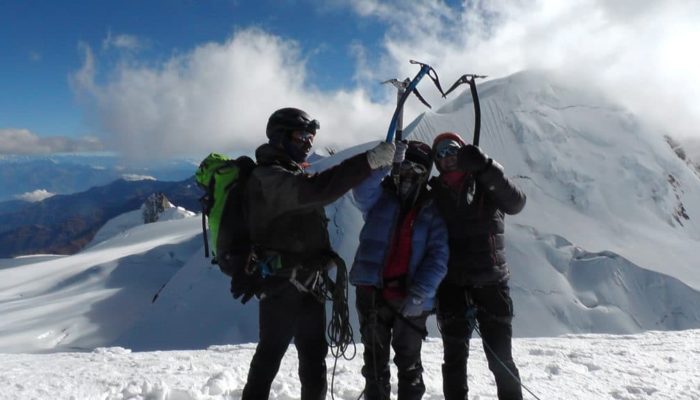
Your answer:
[1,330,698,400]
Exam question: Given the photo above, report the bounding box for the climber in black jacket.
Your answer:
[429,132,526,400]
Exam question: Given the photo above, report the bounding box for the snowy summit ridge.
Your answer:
[1,69,699,356]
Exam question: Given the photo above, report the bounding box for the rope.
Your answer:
[326,256,355,359]
[465,306,543,400]
[324,254,356,400]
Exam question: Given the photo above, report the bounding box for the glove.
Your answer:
[231,271,260,304]
[218,252,243,278]
[223,253,260,305]
[400,296,424,318]
[393,140,408,164]
[458,144,491,173]
[230,269,250,302]
[366,141,396,169]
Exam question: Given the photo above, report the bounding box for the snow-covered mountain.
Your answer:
[1,70,699,356]
[0,176,201,258]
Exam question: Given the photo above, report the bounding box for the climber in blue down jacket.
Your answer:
[349,140,449,400]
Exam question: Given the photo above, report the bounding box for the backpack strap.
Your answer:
[199,175,218,259]
[201,211,210,258]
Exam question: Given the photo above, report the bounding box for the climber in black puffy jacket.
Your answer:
[429,131,526,400]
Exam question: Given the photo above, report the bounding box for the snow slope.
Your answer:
[88,203,195,247]
[1,330,698,399]
[0,209,200,353]
[507,224,700,337]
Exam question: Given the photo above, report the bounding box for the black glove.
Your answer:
[221,252,260,304]
[459,144,492,173]
[230,270,248,300]
[231,270,260,304]
[217,254,232,277]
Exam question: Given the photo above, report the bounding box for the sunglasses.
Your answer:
[435,145,460,160]
[291,131,315,144]
[435,140,461,160]
[400,160,428,175]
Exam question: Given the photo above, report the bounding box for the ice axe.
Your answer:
[444,74,487,146]
[384,60,445,144]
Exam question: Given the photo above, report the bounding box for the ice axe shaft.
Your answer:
[382,78,410,141]
[444,74,487,146]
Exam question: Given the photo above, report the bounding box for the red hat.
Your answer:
[432,132,466,173]
[432,132,466,150]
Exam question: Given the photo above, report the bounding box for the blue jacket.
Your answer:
[349,168,449,310]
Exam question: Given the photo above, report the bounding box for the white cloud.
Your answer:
[0,128,104,155]
[15,189,55,202]
[122,174,156,181]
[347,0,700,139]
[72,28,393,159]
[102,30,144,52]
[70,2,700,161]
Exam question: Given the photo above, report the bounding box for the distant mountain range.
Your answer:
[0,153,197,202]
[0,177,201,258]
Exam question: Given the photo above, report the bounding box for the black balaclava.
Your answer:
[282,133,314,164]
[396,141,433,208]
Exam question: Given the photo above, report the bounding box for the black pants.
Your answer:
[242,279,328,400]
[356,288,428,400]
[437,283,522,400]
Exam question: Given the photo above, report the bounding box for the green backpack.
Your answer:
[195,153,256,274]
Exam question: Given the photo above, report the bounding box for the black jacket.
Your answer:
[429,159,525,287]
[246,143,372,268]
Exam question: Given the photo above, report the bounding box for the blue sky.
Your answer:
[0,0,387,138]
[1,1,698,157]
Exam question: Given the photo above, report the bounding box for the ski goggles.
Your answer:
[434,140,461,159]
[399,160,428,175]
[302,118,320,133]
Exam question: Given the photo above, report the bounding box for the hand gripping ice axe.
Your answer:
[382,77,433,143]
[444,74,487,146]
[382,78,410,145]
[382,78,413,188]
[384,60,445,144]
